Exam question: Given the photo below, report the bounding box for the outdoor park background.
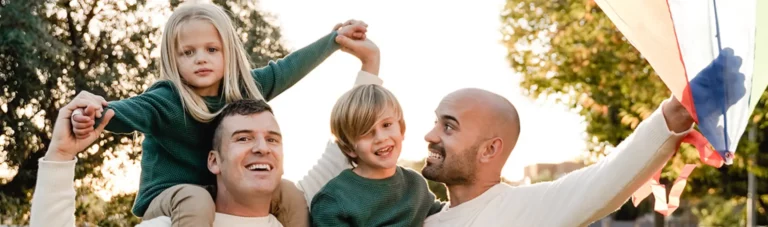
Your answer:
[1,0,766,226]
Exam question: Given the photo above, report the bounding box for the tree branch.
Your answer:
[83,0,99,31]
[85,31,105,71]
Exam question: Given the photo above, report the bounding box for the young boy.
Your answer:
[310,84,444,226]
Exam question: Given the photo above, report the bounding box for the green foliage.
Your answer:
[74,188,141,226]
[500,0,768,223]
[0,0,288,224]
[691,196,745,227]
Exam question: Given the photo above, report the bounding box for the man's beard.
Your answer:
[422,142,478,185]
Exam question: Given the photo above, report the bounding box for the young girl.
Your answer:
[310,84,444,226]
[70,2,366,226]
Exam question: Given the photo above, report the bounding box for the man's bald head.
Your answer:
[445,88,521,157]
[422,88,521,186]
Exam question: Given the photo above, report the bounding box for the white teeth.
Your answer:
[375,146,393,156]
[428,152,443,159]
[246,164,271,171]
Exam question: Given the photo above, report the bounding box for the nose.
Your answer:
[251,137,271,155]
[424,126,440,144]
[194,52,208,65]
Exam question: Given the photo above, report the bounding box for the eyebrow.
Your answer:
[439,114,460,126]
[267,131,282,138]
[180,42,222,48]
[231,129,282,138]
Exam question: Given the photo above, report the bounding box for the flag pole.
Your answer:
[746,124,756,227]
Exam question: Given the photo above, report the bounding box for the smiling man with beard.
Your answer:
[420,88,710,226]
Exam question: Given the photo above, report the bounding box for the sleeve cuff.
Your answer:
[36,157,77,191]
[659,98,694,136]
[354,70,383,86]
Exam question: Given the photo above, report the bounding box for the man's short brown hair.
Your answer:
[211,99,273,151]
[330,84,406,166]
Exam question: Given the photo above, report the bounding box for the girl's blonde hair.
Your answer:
[330,84,406,166]
[160,2,264,122]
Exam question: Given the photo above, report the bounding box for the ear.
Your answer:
[208,150,221,174]
[344,149,359,159]
[479,137,503,163]
[339,142,359,159]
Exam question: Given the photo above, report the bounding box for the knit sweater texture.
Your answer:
[310,166,443,227]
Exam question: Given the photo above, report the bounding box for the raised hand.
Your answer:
[47,92,114,161]
[334,19,367,40]
[70,91,108,139]
[335,37,380,75]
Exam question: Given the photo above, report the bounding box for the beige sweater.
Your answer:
[29,71,382,227]
[423,99,691,227]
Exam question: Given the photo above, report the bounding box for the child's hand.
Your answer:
[46,92,114,161]
[71,107,97,139]
[333,19,367,40]
[335,37,380,75]
[69,91,108,139]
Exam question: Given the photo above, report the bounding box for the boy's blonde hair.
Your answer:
[330,84,406,166]
[160,3,264,122]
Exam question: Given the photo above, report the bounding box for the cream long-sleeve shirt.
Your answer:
[29,71,382,227]
[423,99,692,227]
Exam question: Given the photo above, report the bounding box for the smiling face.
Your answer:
[330,84,406,179]
[421,95,481,185]
[208,100,282,201]
[175,19,226,96]
[421,88,521,186]
[346,109,404,177]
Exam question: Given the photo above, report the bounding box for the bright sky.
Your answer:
[257,0,588,182]
[0,0,589,198]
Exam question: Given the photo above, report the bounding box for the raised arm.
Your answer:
[101,81,181,134]
[31,95,115,227]
[251,31,340,101]
[30,159,78,227]
[297,37,382,205]
[252,22,372,101]
[31,159,171,227]
[72,81,180,136]
[519,98,694,226]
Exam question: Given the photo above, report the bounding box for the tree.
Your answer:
[0,0,288,224]
[499,0,768,225]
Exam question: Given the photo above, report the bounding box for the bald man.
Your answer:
[421,88,696,226]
